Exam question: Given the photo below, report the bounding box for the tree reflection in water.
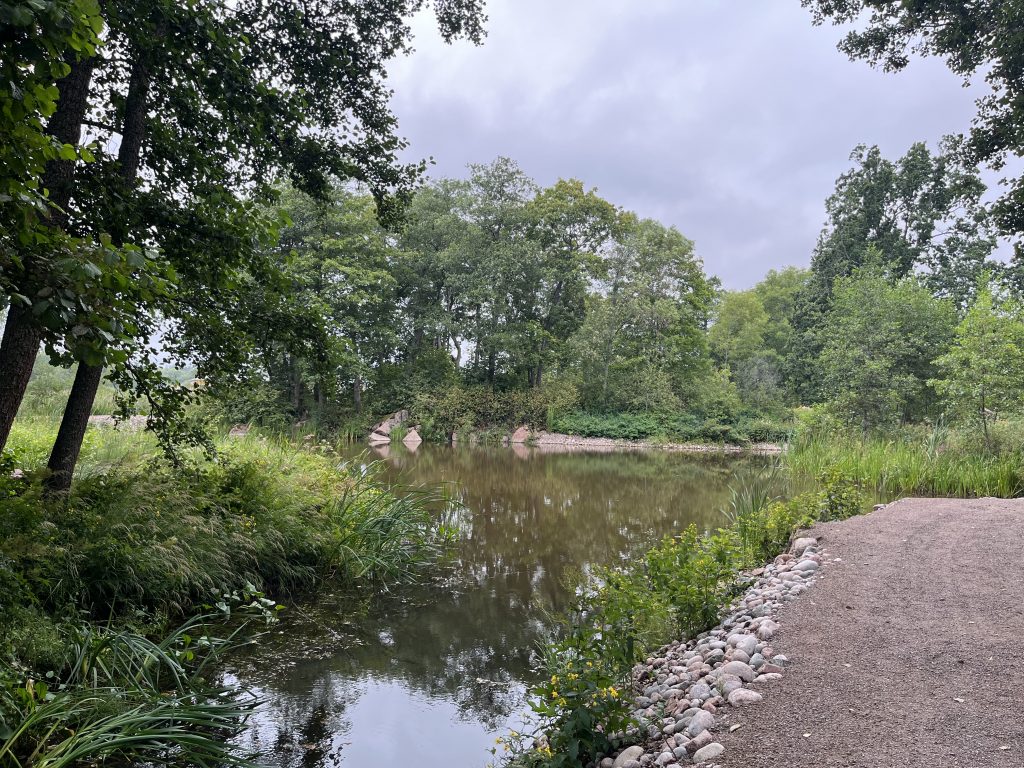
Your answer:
[231,445,774,767]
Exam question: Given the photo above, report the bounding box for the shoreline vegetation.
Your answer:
[6,364,1024,766]
[0,409,452,768]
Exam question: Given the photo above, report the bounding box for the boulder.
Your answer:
[510,425,531,444]
[402,428,423,446]
[368,430,391,445]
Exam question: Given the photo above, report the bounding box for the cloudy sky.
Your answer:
[384,0,986,289]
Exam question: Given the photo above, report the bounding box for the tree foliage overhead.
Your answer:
[802,0,1024,241]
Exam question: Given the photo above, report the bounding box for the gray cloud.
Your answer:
[387,0,982,288]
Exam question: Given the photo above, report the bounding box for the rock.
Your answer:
[687,729,714,753]
[228,423,249,437]
[728,634,758,656]
[750,652,765,669]
[689,682,712,701]
[692,742,725,763]
[656,751,674,765]
[623,762,641,768]
[402,428,422,446]
[601,759,614,768]
[731,649,751,664]
[613,746,645,768]
[715,661,756,682]
[367,430,390,445]
[727,688,764,706]
[793,559,819,573]
[510,425,531,444]
[791,537,817,556]
[685,709,715,738]
[755,672,783,683]
[704,648,725,665]
[716,675,743,697]
[370,409,408,439]
[756,620,780,640]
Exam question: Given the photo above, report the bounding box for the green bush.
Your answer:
[0,437,447,625]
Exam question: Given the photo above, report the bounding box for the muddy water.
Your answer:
[231,444,773,767]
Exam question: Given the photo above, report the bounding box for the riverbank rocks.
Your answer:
[604,536,827,767]
[367,409,409,444]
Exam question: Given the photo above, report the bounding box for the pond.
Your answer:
[229,443,774,768]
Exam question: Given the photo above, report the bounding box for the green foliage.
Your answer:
[645,526,742,637]
[802,0,1024,240]
[0,605,273,768]
[820,267,956,430]
[549,410,792,444]
[512,619,637,768]
[412,382,580,441]
[0,435,447,621]
[931,281,1024,447]
[790,418,1024,498]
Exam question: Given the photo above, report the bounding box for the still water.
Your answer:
[230,443,772,768]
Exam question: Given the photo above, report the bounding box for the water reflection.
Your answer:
[232,444,772,767]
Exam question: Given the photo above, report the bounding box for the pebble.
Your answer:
[727,688,764,706]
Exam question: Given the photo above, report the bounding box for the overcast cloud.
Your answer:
[385,1,983,289]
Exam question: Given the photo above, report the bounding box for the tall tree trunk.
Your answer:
[0,305,44,451]
[290,362,303,415]
[46,49,151,492]
[43,363,102,492]
[0,57,96,454]
[353,375,362,413]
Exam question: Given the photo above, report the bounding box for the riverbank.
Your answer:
[0,428,447,768]
[604,497,1023,767]
[601,534,828,767]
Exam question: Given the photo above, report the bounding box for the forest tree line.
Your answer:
[224,139,1024,447]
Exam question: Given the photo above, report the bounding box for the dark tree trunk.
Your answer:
[353,375,362,413]
[46,49,150,489]
[43,363,102,493]
[0,57,96,454]
[0,305,43,452]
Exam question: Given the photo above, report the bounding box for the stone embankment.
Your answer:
[603,536,826,768]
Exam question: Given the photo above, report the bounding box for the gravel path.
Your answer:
[717,497,1024,768]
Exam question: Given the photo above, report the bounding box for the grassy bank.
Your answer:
[786,415,1024,498]
[1,415,449,767]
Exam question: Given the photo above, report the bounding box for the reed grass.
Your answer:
[788,434,1024,498]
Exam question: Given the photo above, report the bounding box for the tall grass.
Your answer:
[788,434,1024,498]
[0,613,267,768]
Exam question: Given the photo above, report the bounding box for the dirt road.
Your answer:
[717,497,1024,768]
